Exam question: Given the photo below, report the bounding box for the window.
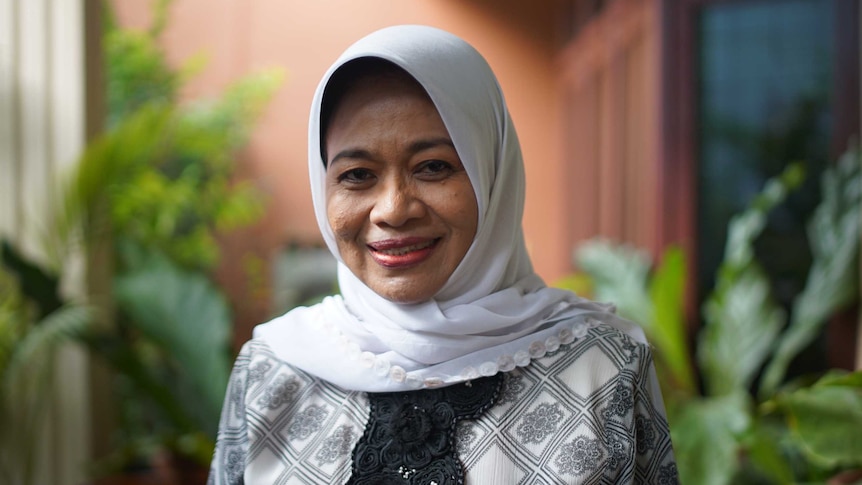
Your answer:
[692,0,859,369]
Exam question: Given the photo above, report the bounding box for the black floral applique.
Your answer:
[347,374,504,485]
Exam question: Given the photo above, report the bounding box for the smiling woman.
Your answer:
[323,60,478,304]
[208,25,678,484]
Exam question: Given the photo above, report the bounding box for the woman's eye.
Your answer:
[417,160,454,178]
[337,168,374,185]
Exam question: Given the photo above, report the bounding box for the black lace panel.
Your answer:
[346,374,504,485]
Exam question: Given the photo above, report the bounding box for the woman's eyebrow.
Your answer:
[409,137,455,153]
[329,148,374,166]
[329,138,455,166]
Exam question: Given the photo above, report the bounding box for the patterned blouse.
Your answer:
[208,322,678,484]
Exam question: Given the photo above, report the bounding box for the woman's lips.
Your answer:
[367,238,439,268]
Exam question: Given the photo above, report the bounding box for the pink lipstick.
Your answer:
[367,237,439,268]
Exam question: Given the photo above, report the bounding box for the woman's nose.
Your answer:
[369,178,426,227]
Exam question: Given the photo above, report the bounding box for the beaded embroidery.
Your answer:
[346,373,504,484]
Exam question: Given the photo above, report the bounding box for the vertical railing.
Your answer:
[558,0,663,258]
[0,0,91,483]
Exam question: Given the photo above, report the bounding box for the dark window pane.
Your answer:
[698,0,833,301]
[697,0,835,371]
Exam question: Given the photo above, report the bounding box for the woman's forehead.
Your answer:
[321,60,451,165]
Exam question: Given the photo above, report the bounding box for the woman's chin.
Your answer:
[367,277,442,305]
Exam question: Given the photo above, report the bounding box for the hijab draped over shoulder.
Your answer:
[255,25,644,392]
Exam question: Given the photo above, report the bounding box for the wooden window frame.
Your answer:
[661,0,860,367]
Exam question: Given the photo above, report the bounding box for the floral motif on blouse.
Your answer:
[516,403,564,444]
[346,374,504,484]
[454,423,478,454]
[229,377,244,419]
[288,404,329,441]
[315,424,357,465]
[606,430,628,471]
[602,380,634,419]
[497,371,524,406]
[635,414,656,454]
[555,435,604,477]
[224,446,244,484]
[621,339,639,364]
[658,462,679,484]
[257,374,301,410]
[248,360,273,385]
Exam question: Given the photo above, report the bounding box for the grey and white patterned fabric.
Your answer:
[209,322,678,484]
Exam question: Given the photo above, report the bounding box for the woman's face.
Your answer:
[324,73,478,304]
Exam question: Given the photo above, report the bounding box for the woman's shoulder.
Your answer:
[534,317,652,370]
[457,321,675,484]
[505,318,656,404]
[219,337,369,484]
[228,336,370,420]
[233,337,355,396]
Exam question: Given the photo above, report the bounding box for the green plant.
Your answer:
[80,240,233,467]
[0,242,93,485]
[38,0,282,475]
[570,148,862,484]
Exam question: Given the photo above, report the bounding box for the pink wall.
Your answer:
[111,0,569,339]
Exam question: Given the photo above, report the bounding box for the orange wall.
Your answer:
[111,0,569,338]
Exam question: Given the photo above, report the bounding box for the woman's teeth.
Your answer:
[376,240,435,255]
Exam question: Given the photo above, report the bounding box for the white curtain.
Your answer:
[0,0,91,483]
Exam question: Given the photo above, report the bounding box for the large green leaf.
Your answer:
[760,149,861,397]
[742,419,796,485]
[699,165,803,397]
[113,245,231,436]
[721,163,804,271]
[778,371,862,469]
[4,304,93,386]
[0,302,92,485]
[672,392,752,485]
[575,241,653,329]
[649,246,696,394]
[700,265,785,396]
[0,240,63,318]
[576,242,697,397]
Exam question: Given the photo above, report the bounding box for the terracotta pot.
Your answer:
[828,469,862,485]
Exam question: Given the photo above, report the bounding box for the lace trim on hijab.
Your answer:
[314,311,605,388]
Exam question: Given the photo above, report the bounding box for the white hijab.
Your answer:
[255,25,644,392]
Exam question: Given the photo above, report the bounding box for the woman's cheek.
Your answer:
[328,195,363,238]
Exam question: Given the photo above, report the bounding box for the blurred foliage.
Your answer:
[96,15,281,270]
[0,0,283,477]
[78,240,235,468]
[565,148,862,484]
[0,243,94,485]
[72,0,282,471]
